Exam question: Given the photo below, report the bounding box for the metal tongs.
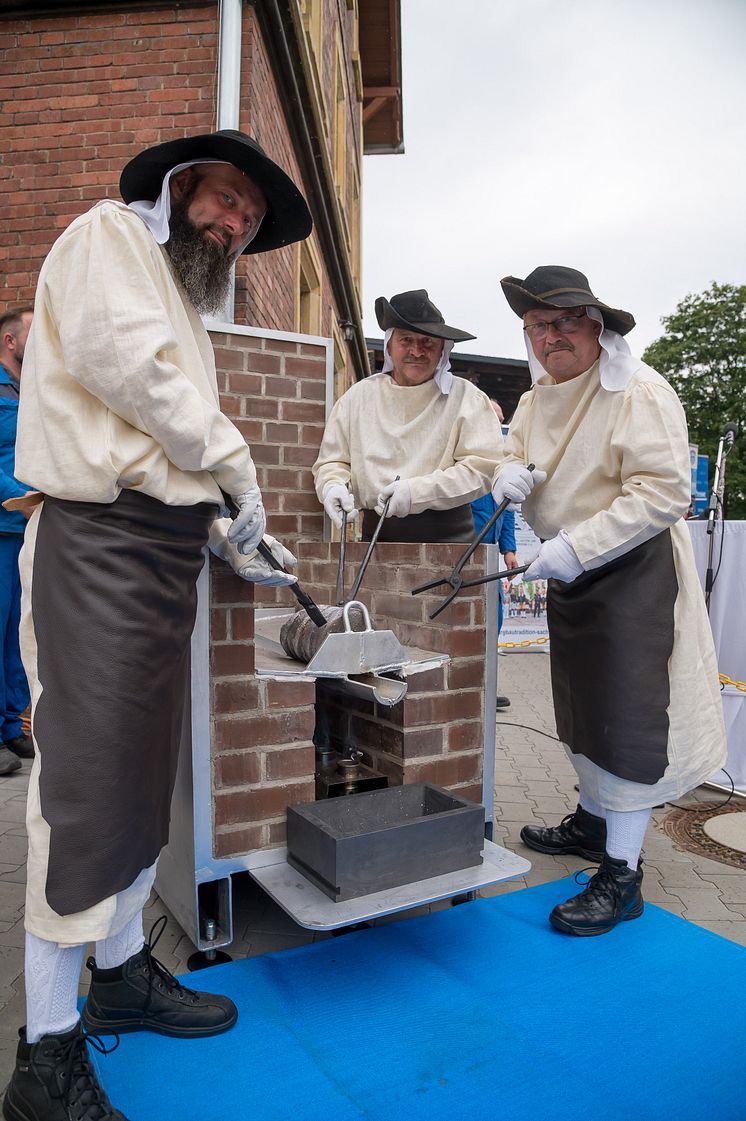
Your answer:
[335,477,398,606]
[411,466,534,619]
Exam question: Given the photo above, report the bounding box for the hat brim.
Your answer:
[500,277,635,336]
[119,132,312,255]
[374,297,476,342]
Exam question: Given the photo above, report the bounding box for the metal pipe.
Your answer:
[216,0,243,321]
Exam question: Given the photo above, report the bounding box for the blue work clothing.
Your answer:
[0,364,28,533]
[0,362,30,742]
[471,494,517,633]
[0,534,29,741]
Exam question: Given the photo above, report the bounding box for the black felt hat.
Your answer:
[500,266,635,336]
[375,289,476,342]
[119,130,312,255]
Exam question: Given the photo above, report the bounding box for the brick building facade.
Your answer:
[1,0,403,389]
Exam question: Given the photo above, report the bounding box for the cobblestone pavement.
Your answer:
[1,650,744,1096]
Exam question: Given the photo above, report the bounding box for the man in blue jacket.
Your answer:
[0,306,34,777]
[471,399,519,708]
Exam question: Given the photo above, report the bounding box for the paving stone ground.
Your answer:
[1,650,743,1098]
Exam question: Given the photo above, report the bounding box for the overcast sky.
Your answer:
[361,0,746,363]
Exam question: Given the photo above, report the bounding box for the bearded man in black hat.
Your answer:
[494,265,726,937]
[4,132,312,1121]
[312,290,503,542]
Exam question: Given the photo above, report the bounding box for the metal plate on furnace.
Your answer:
[247,840,531,931]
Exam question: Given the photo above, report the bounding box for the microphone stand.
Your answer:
[704,433,730,613]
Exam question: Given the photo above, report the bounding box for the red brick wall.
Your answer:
[210,327,328,547]
[0,5,218,304]
[209,326,328,857]
[0,2,358,363]
[208,328,490,858]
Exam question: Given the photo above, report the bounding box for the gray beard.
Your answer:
[164,203,234,315]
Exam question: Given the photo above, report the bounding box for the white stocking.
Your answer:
[605,808,652,869]
[25,933,85,1044]
[95,911,145,969]
[578,787,606,821]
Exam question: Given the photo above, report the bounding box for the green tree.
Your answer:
[643,282,746,519]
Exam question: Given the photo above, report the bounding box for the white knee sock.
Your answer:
[578,787,606,821]
[25,933,86,1044]
[605,808,652,869]
[95,911,145,969]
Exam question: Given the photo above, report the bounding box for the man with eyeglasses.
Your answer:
[313,289,503,542]
[492,265,725,937]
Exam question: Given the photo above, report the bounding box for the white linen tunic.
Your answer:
[312,372,503,513]
[16,200,257,506]
[17,201,257,943]
[497,360,726,810]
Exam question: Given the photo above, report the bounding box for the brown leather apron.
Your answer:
[547,529,678,784]
[31,490,215,915]
[362,503,474,543]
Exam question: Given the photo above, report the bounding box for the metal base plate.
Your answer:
[247,840,531,931]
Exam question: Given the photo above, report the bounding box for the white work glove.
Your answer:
[375,479,411,519]
[524,530,584,583]
[227,485,266,555]
[236,535,298,587]
[492,464,547,509]
[322,483,357,529]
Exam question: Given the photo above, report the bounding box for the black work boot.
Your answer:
[0,747,22,776]
[520,803,607,862]
[82,917,237,1038]
[2,1023,127,1121]
[4,733,35,759]
[549,854,644,936]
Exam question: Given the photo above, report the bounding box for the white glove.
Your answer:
[322,483,357,529]
[524,530,584,583]
[227,485,266,554]
[492,464,547,509]
[375,479,411,518]
[236,535,298,587]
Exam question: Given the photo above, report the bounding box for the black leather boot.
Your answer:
[82,917,237,1038]
[3,733,35,759]
[0,747,22,776]
[520,803,607,861]
[549,854,644,936]
[2,1023,127,1121]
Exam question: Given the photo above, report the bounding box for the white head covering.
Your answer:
[523,305,640,391]
[127,158,262,255]
[381,328,455,394]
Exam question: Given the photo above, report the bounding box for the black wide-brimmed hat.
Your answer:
[375,289,476,342]
[119,130,312,255]
[500,266,635,336]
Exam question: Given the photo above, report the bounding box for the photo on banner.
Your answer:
[499,509,550,652]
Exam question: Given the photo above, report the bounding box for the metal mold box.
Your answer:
[286,783,484,901]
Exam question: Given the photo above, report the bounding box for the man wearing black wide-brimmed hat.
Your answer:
[313,289,503,542]
[493,265,726,937]
[5,132,312,1121]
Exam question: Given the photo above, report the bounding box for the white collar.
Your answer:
[523,305,640,391]
[126,158,262,255]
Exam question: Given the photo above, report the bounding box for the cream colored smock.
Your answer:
[312,371,503,512]
[496,360,726,810]
[17,201,257,943]
[16,200,257,507]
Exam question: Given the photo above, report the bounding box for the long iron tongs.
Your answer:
[411,465,535,620]
[346,475,399,602]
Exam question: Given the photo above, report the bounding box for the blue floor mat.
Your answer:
[88,876,746,1121]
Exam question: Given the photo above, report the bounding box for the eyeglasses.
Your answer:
[523,310,587,339]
